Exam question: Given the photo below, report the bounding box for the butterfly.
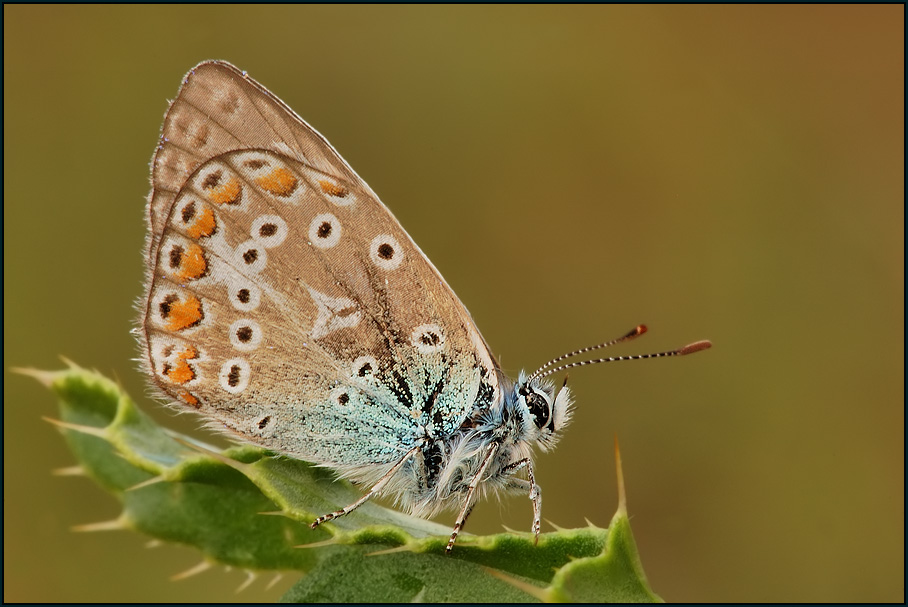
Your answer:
[140,60,710,552]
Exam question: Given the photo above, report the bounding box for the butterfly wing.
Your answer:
[142,61,501,476]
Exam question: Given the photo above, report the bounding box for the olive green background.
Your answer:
[4,5,903,603]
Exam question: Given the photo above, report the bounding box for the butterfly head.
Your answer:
[513,373,573,452]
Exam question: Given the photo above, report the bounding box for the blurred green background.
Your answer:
[4,5,903,602]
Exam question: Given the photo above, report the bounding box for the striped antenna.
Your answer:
[528,325,711,382]
[527,325,648,383]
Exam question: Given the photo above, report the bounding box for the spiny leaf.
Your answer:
[21,363,662,602]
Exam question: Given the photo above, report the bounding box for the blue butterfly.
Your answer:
[142,61,711,552]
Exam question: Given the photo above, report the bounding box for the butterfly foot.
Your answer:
[310,512,338,529]
[445,519,466,555]
[445,532,458,555]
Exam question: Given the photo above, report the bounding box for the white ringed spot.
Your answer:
[411,324,446,354]
[234,239,267,274]
[351,355,379,379]
[369,234,404,270]
[308,213,342,249]
[329,386,352,408]
[228,282,261,312]
[229,319,263,351]
[219,358,251,394]
[250,215,288,248]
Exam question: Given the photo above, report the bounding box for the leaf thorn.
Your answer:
[72,518,126,533]
[265,573,284,591]
[293,538,340,550]
[484,566,549,601]
[52,465,86,477]
[367,543,415,556]
[545,518,565,531]
[171,560,212,581]
[42,416,107,438]
[235,570,257,593]
[127,475,166,491]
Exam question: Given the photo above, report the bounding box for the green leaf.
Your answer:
[20,362,663,602]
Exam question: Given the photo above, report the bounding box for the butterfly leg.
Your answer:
[310,444,421,529]
[446,441,501,554]
[502,458,542,544]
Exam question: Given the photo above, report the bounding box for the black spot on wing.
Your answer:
[422,378,445,415]
[390,370,414,407]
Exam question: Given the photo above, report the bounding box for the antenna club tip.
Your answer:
[680,340,712,355]
[636,324,648,335]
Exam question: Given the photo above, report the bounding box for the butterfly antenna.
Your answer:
[536,338,712,380]
[527,325,649,383]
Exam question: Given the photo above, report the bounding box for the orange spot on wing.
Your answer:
[178,390,200,407]
[175,243,207,280]
[167,346,198,385]
[167,363,193,384]
[318,180,349,198]
[206,176,241,205]
[187,207,216,238]
[165,296,203,331]
[256,168,298,197]
[178,346,198,360]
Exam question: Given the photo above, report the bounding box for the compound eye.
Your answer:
[525,390,551,429]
